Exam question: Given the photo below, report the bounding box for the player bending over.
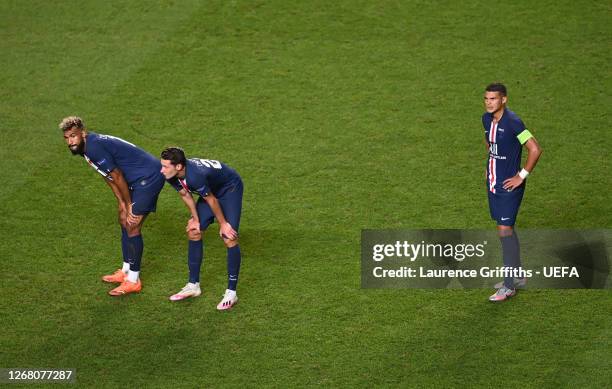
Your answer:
[160,147,243,310]
[60,116,165,296]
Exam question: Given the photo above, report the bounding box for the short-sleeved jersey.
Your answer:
[483,109,532,193]
[167,158,241,198]
[83,132,162,188]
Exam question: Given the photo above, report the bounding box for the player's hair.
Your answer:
[485,83,507,96]
[59,116,85,131]
[161,147,187,167]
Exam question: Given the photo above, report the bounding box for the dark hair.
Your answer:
[485,83,507,96]
[161,147,187,166]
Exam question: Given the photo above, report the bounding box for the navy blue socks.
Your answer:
[500,231,521,288]
[183,241,240,290]
[126,234,144,272]
[188,240,204,283]
[121,228,129,265]
[227,245,241,291]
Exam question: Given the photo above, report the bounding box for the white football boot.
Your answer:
[169,282,202,301]
[217,289,238,310]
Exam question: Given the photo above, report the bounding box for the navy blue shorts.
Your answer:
[197,179,243,232]
[130,173,165,215]
[488,186,525,226]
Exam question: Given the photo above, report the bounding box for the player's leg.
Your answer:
[169,202,214,301]
[121,227,130,273]
[102,203,134,283]
[217,180,243,310]
[499,187,525,287]
[101,227,130,283]
[489,224,517,301]
[493,228,525,289]
[498,225,517,288]
[109,215,147,295]
[109,176,164,296]
[511,229,523,276]
[489,188,525,301]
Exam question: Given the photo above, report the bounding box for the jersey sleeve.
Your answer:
[512,117,533,145]
[86,139,117,174]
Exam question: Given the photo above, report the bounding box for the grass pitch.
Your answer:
[1,1,610,387]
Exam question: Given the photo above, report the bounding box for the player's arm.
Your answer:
[522,137,542,173]
[503,134,543,190]
[106,168,136,225]
[202,193,238,240]
[177,188,200,232]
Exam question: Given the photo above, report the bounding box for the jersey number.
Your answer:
[196,158,222,169]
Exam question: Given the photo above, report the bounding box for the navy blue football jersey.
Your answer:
[83,132,162,187]
[167,158,241,198]
[483,109,533,193]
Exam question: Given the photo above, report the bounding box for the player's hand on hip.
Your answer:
[186,218,200,233]
[502,174,524,191]
[220,222,238,240]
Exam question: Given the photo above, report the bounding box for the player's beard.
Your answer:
[69,142,85,156]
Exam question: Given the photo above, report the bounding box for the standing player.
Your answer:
[60,116,165,296]
[160,147,243,310]
[483,83,542,302]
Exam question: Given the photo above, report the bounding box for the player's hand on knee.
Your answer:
[185,218,200,233]
[223,237,239,248]
[126,203,140,226]
[219,222,238,241]
[187,228,202,240]
[127,211,142,226]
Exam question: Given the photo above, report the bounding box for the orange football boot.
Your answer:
[109,279,142,296]
[102,269,127,283]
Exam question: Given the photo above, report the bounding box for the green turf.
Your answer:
[1,0,610,387]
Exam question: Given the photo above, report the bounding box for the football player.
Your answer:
[482,84,542,301]
[61,116,165,296]
[160,147,243,310]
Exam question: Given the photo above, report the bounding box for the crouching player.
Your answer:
[160,147,243,310]
[60,116,165,296]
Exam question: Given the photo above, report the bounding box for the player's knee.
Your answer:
[126,224,142,237]
[188,229,202,241]
[224,238,239,248]
[118,219,127,229]
[497,226,513,237]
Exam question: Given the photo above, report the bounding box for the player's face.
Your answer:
[160,159,180,179]
[484,91,507,114]
[63,128,85,155]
